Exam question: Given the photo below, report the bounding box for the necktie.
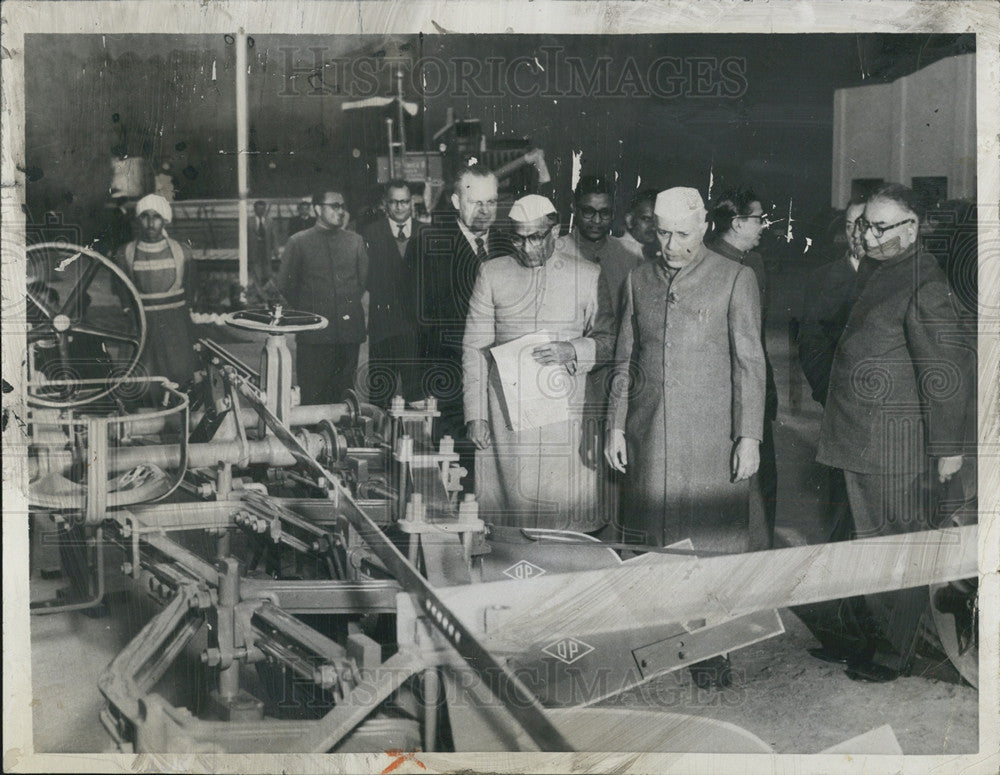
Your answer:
[397,224,406,240]
[257,218,265,240]
[474,236,487,262]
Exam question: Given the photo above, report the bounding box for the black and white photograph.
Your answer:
[2,2,998,773]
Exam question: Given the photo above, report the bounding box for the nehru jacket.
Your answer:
[276,224,369,345]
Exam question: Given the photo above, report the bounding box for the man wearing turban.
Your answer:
[115,194,196,389]
[462,195,615,530]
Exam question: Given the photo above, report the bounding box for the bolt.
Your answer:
[121,562,133,575]
[201,648,221,667]
[640,659,648,669]
[678,651,687,660]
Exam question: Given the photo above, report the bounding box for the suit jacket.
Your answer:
[362,218,422,344]
[816,246,974,474]
[276,225,369,344]
[411,215,513,366]
[797,252,859,405]
[248,216,278,264]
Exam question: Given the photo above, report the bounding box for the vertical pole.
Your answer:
[386,117,396,179]
[236,31,250,297]
[396,67,407,158]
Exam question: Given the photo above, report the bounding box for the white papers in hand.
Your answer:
[490,331,571,431]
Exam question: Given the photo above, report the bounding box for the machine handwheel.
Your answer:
[26,242,146,408]
[224,307,328,334]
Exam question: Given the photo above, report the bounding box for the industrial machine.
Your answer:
[23,242,979,754]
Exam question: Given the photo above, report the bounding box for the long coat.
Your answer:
[463,250,615,530]
[816,246,974,475]
[275,225,369,345]
[607,247,766,551]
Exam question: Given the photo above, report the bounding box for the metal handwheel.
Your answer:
[26,242,146,408]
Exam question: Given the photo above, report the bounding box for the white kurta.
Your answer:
[463,251,614,531]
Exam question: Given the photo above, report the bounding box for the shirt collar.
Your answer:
[390,217,412,237]
[457,218,488,253]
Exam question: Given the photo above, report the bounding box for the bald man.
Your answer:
[463,195,615,530]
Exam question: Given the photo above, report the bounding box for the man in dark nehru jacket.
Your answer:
[816,183,974,683]
[276,188,369,405]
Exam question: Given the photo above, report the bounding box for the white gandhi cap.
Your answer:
[654,187,705,218]
[509,194,556,223]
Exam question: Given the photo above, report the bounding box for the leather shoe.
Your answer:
[844,658,901,683]
[808,646,853,664]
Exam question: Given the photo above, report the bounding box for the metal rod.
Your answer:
[236,30,250,294]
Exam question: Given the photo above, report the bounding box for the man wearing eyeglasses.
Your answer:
[816,183,975,683]
[463,194,615,529]
[705,186,778,551]
[361,179,423,403]
[276,189,369,405]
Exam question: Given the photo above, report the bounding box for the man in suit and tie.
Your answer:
[361,179,422,404]
[249,199,279,288]
[412,163,512,489]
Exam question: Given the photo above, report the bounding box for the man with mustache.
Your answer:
[816,183,975,682]
[463,194,615,529]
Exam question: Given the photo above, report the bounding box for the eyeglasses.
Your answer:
[510,225,555,248]
[858,217,914,238]
[319,202,346,211]
[578,206,613,221]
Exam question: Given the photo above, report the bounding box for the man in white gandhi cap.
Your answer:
[462,194,615,531]
[604,186,766,686]
[114,193,196,391]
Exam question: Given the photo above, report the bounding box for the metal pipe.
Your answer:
[31,433,328,479]
[422,667,439,752]
[236,31,250,294]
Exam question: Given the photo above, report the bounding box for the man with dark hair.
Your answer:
[287,198,315,236]
[798,195,867,408]
[816,182,974,682]
[619,187,659,262]
[706,186,778,550]
[361,179,422,403]
[248,199,279,288]
[412,164,511,488]
[276,189,369,404]
[562,175,643,534]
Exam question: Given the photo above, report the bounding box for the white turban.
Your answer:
[509,194,556,224]
[135,194,173,223]
[654,187,705,218]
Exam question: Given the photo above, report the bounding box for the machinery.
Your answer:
[23,242,979,754]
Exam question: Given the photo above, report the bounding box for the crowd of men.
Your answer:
[115,165,974,692]
[263,167,974,690]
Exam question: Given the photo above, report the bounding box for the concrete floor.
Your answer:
[27,258,978,754]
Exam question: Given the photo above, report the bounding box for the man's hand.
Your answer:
[731,437,760,482]
[532,341,576,366]
[604,428,628,473]
[467,419,492,450]
[937,455,963,483]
